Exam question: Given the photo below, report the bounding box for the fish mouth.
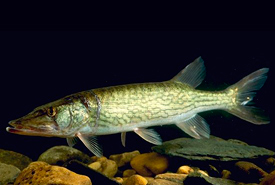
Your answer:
[6,121,58,137]
[6,126,37,135]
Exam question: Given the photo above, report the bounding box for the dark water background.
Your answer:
[0,30,274,160]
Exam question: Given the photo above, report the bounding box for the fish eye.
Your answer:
[47,107,56,117]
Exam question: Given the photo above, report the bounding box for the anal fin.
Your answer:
[134,128,162,145]
[77,132,103,157]
[176,114,210,139]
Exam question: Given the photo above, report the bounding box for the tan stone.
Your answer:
[90,156,98,162]
[14,161,92,185]
[221,169,231,179]
[266,157,275,166]
[130,152,169,176]
[265,157,275,172]
[0,163,21,185]
[235,161,268,178]
[176,165,194,174]
[112,177,124,184]
[122,175,148,185]
[197,170,209,176]
[88,161,101,170]
[144,177,155,184]
[109,150,140,167]
[88,156,118,178]
[123,169,137,177]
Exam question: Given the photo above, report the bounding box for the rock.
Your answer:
[260,170,275,185]
[130,152,169,176]
[88,156,118,178]
[152,136,275,161]
[266,157,275,166]
[155,173,187,183]
[14,161,92,185]
[123,169,137,177]
[183,171,241,185]
[64,160,119,185]
[147,178,182,185]
[176,165,210,177]
[234,161,268,183]
[89,161,101,170]
[0,162,21,185]
[122,174,147,185]
[221,169,232,179]
[177,165,194,174]
[109,150,140,167]
[113,177,124,184]
[144,177,155,184]
[0,149,32,170]
[227,139,249,146]
[198,170,209,176]
[265,157,275,172]
[38,145,92,165]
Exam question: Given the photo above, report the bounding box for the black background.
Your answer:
[0,29,274,160]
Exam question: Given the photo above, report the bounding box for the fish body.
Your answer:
[81,82,226,135]
[7,57,269,156]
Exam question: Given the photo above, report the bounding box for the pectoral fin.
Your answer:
[121,132,127,147]
[66,137,79,147]
[176,114,210,139]
[134,128,162,145]
[77,132,103,157]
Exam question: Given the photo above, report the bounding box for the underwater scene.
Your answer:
[0,30,274,185]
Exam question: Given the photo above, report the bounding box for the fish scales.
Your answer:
[93,82,185,127]
[90,82,230,129]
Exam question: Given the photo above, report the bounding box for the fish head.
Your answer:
[6,104,61,137]
[7,96,92,137]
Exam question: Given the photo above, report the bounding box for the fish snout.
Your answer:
[6,119,25,134]
[8,119,22,128]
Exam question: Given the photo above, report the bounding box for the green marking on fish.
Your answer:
[6,57,270,157]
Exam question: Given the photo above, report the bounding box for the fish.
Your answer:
[6,57,270,157]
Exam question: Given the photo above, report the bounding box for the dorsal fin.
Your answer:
[171,57,206,88]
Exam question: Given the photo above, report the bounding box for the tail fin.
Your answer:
[225,68,269,124]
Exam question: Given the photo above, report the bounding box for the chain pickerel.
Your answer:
[6,57,269,156]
